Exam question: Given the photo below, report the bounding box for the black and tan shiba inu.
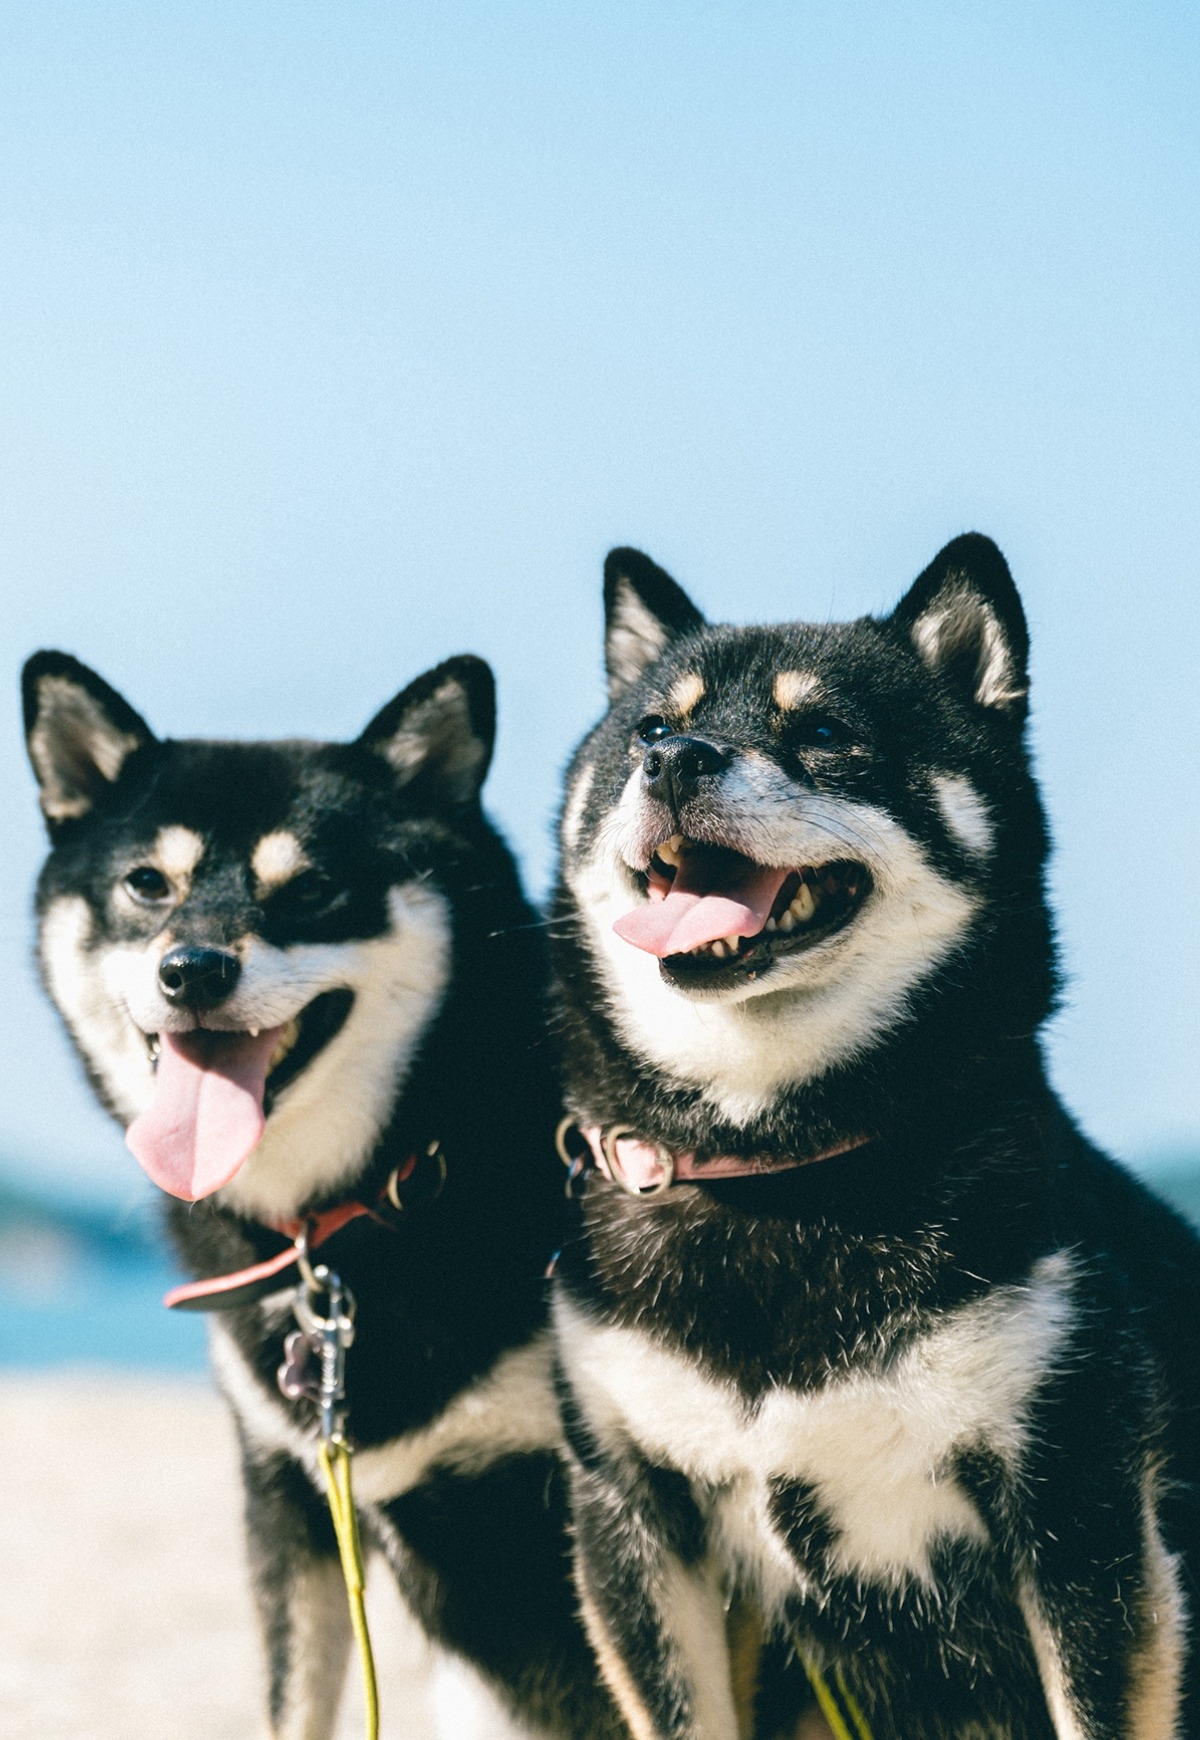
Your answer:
[549,538,1200,1739]
[23,650,620,1740]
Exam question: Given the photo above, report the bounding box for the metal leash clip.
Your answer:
[280,1225,358,1445]
[276,1227,379,1739]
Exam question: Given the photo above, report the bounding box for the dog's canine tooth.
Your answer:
[268,1016,301,1071]
[656,834,690,868]
[711,939,729,959]
[790,882,818,922]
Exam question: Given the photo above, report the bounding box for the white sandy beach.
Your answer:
[0,1373,435,1740]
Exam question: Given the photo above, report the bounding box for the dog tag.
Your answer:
[277,1328,323,1403]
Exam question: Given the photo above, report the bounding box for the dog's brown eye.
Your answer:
[123,866,171,903]
[792,712,853,749]
[637,716,672,744]
[284,869,333,906]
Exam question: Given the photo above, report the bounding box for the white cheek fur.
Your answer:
[568,779,978,1124]
[219,883,452,1219]
[40,895,153,1124]
[40,882,453,1219]
[222,883,448,1211]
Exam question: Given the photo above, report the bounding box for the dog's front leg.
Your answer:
[568,1456,742,1740]
[1017,1534,1186,1740]
[1010,1449,1187,1739]
[240,1445,353,1740]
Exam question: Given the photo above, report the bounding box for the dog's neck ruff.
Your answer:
[163,1142,445,1311]
[573,1122,871,1195]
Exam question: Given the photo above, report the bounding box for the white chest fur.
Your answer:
[555,1253,1075,1606]
[210,1321,562,1502]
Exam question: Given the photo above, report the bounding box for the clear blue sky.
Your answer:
[2,0,1197,1204]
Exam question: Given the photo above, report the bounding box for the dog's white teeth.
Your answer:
[655,834,689,868]
[269,1018,301,1071]
[249,1026,260,1039]
[765,917,778,932]
[790,882,818,923]
[777,910,796,933]
[683,931,741,959]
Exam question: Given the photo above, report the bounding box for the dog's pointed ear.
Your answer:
[358,655,496,805]
[23,652,156,828]
[892,534,1030,721]
[603,548,706,699]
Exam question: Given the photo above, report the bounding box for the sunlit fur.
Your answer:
[567,760,979,1125]
[40,883,452,1220]
[24,648,621,1740]
[549,538,1200,1740]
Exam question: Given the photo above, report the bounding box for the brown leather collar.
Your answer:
[559,1121,871,1196]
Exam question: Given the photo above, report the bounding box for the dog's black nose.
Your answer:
[157,947,241,1008]
[642,735,730,808]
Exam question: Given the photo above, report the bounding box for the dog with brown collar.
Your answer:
[549,538,1200,1740]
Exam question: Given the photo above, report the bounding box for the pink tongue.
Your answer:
[126,1027,284,1201]
[614,860,791,958]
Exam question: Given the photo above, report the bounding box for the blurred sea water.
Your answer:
[0,1173,208,1371]
[1,1157,1197,1373]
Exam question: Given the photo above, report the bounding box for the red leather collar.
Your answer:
[163,1144,441,1312]
[163,1199,376,1311]
[575,1123,871,1195]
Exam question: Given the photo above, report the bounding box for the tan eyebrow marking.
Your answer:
[251,830,312,895]
[773,670,822,710]
[668,672,706,717]
[153,825,205,883]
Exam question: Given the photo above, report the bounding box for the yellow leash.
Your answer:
[802,1656,875,1740]
[284,1234,380,1740]
[286,1221,867,1740]
[318,1439,380,1740]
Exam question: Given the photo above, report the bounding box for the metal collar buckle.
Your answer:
[384,1140,447,1214]
[554,1116,589,1198]
[601,1124,676,1196]
[555,1117,677,1197]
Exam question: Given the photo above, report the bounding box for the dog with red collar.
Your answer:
[24,650,621,1740]
[549,539,1200,1740]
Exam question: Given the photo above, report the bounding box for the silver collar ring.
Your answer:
[601,1125,676,1197]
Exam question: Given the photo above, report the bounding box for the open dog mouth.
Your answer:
[615,835,871,984]
[127,990,354,1203]
[261,989,354,1103]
